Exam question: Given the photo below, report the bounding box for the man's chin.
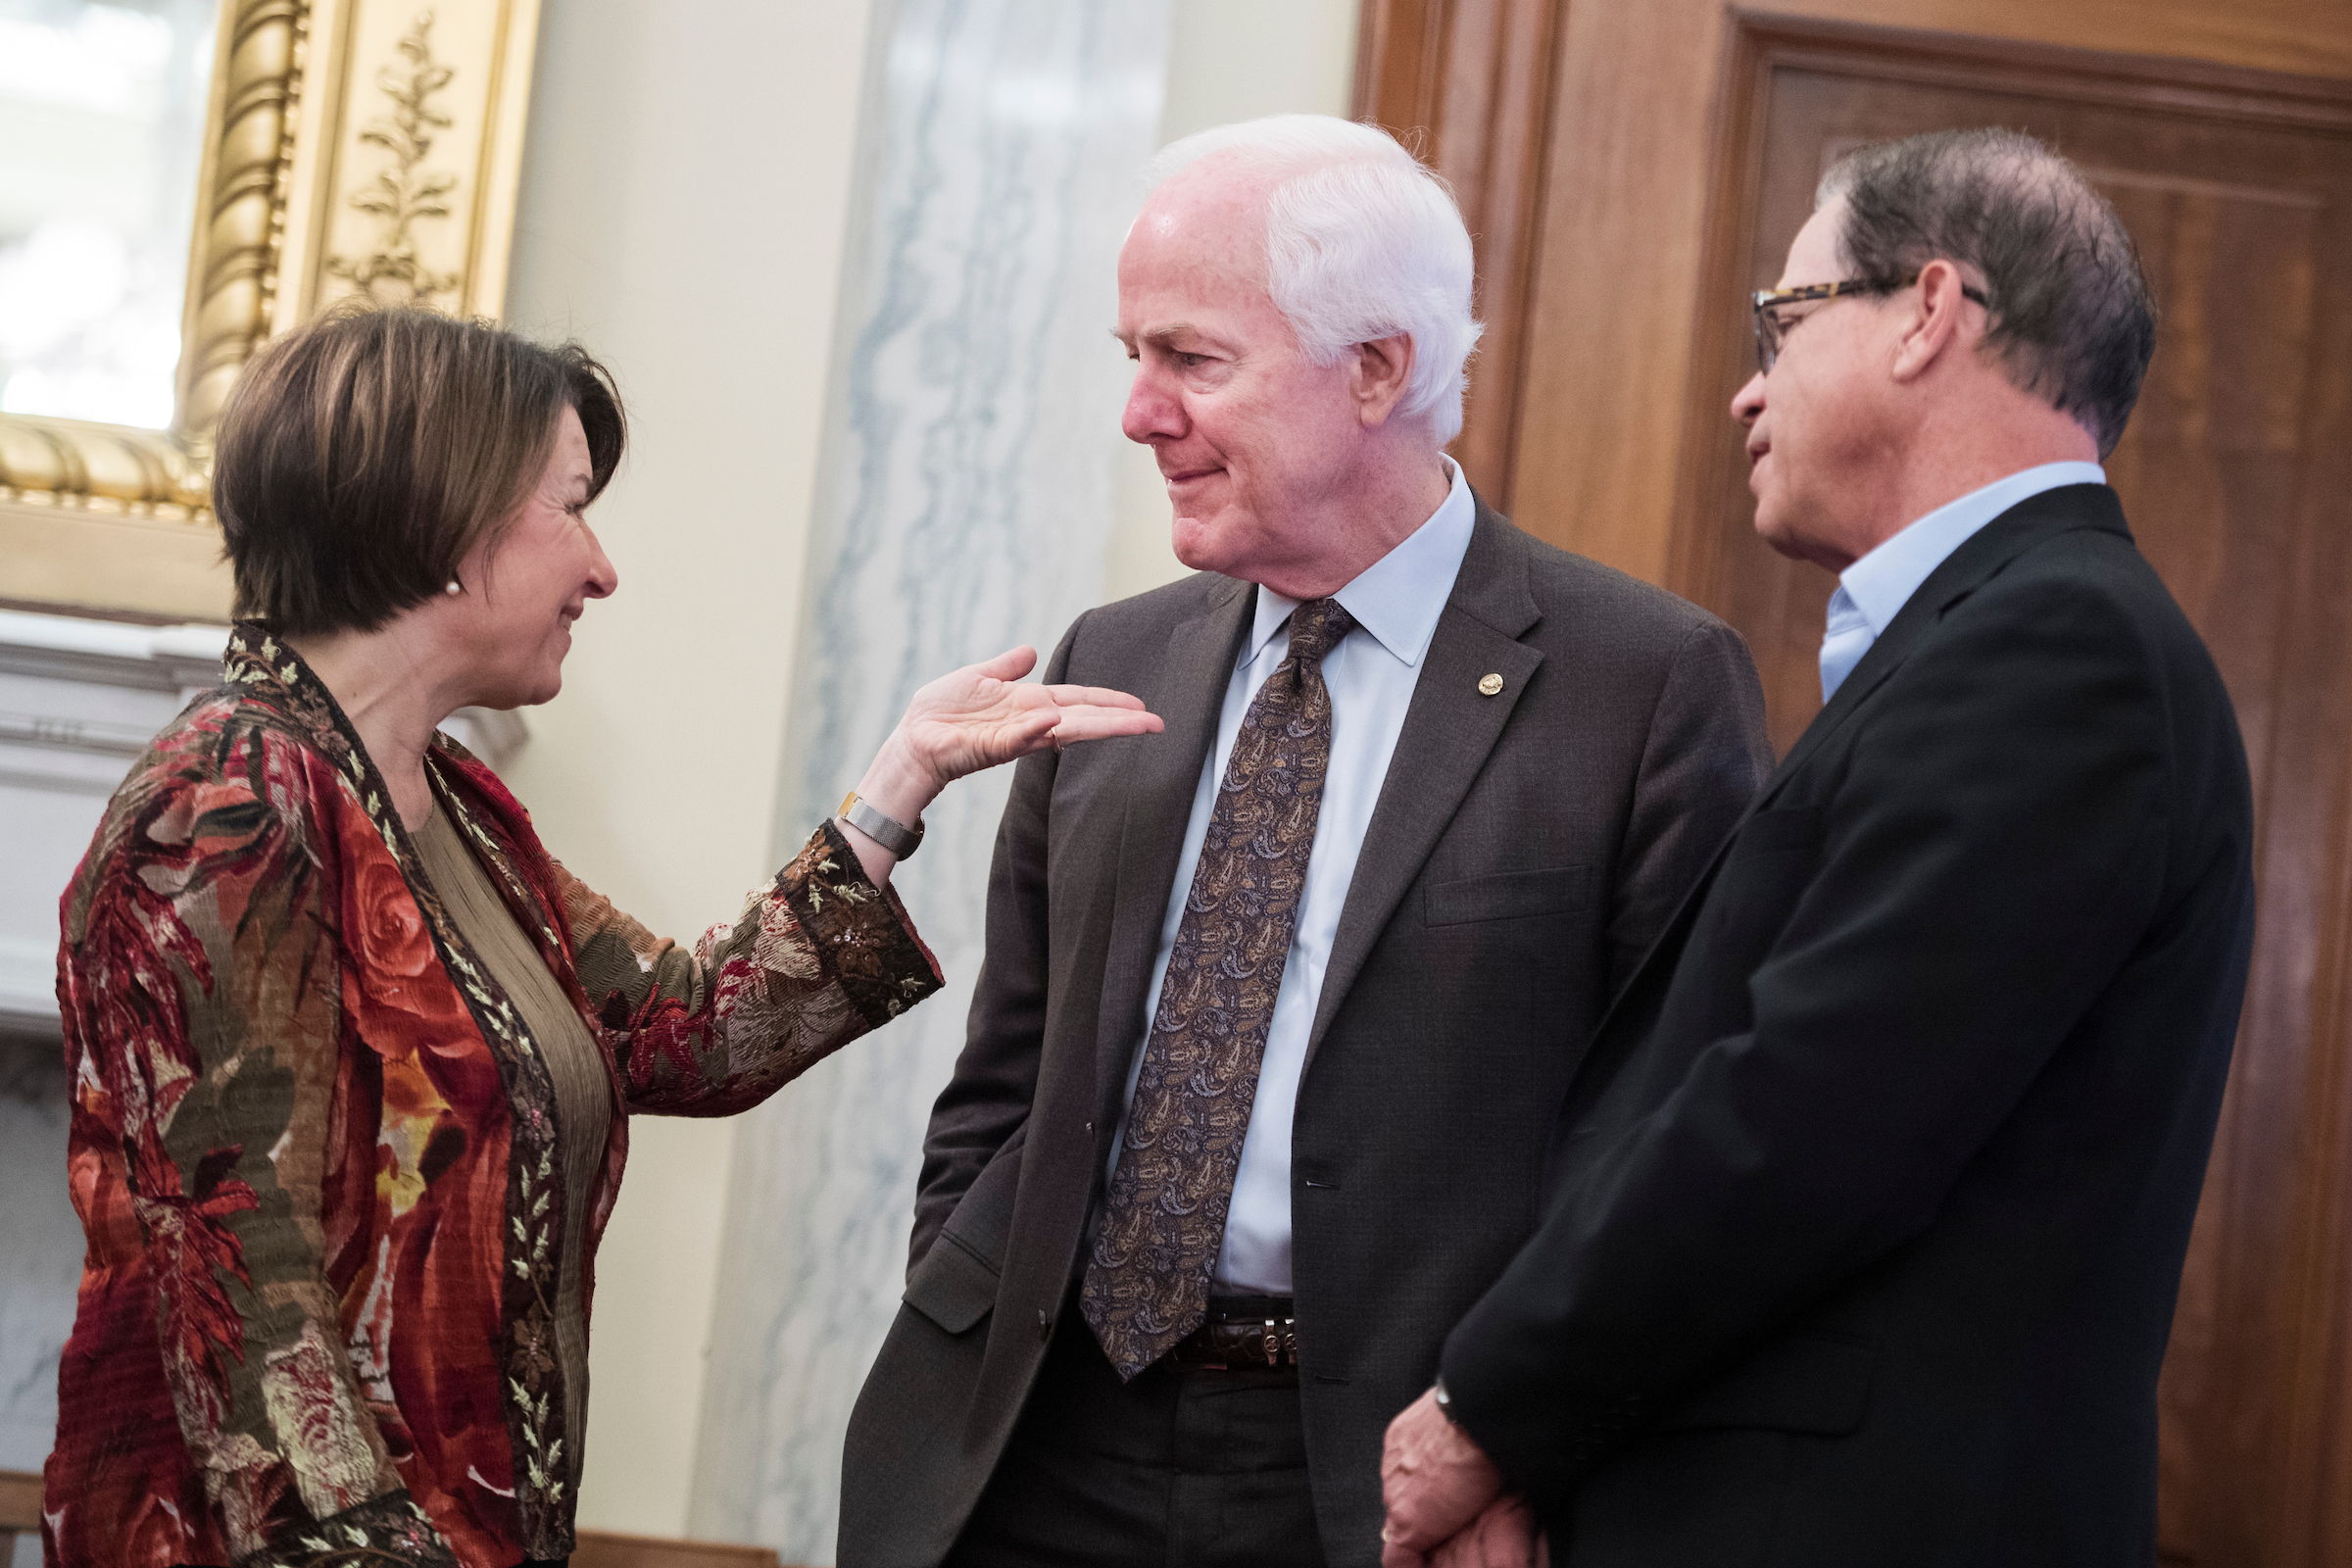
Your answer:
[1169,514,1234,574]
[1750,502,1803,562]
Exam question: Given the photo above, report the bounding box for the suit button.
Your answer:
[1038,1308,1052,1342]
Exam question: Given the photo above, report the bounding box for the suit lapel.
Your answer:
[1304,503,1544,1066]
[1092,577,1255,1123]
[1757,484,2131,808]
[1559,485,2133,1110]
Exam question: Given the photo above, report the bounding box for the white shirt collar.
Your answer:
[1246,457,1477,668]
[1838,461,2107,637]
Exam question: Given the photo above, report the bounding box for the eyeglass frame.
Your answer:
[1750,271,1991,373]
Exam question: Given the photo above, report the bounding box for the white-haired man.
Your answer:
[840,115,1771,1568]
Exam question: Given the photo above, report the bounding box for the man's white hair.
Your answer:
[1149,115,1483,446]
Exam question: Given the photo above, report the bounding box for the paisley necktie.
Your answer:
[1082,596,1355,1380]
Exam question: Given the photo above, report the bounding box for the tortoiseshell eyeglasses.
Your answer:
[1751,273,1990,372]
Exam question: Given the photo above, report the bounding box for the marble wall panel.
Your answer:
[686,0,1167,1557]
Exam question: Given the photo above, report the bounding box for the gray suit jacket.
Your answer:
[840,502,1771,1567]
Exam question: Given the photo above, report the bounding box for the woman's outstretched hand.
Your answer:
[896,645,1161,786]
[840,646,1161,885]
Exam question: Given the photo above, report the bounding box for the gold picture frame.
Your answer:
[0,0,544,622]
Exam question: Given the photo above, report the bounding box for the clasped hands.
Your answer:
[1380,1388,1548,1568]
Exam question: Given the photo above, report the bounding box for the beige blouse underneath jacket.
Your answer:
[414,805,610,1473]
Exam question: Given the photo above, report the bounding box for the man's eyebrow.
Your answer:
[1110,322,1209,350]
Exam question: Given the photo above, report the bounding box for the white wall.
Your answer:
[1100,0,1361,603]
[499,0,879,1539]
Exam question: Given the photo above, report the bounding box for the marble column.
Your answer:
[686,0,1168,1559]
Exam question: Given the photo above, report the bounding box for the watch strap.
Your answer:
[838,790,924,858]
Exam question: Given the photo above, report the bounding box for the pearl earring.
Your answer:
[444,580,463,596]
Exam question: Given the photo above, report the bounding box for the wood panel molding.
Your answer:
[0,1466,40,1531]
[571,1529,785,1568]
[1670,10,2352,625]
[1666,12,2352,749]
[1352,0,1564,511]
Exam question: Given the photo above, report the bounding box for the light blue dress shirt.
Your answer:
[1108,458,1479,1295]
[1819,462,2108,702]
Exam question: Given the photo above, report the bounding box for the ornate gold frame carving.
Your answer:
[0,0,543,622]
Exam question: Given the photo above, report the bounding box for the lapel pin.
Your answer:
[1478,672,1504,697]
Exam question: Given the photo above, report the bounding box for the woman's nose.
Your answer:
[584,528,618,598]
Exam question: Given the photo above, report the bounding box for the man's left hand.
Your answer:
[1380,1386,1508,1567]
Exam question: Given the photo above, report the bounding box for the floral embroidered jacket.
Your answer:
[45,626,942,1568]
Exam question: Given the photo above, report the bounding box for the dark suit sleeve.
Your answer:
[1441,577,2174,1506]
[1606,618,1773,995]
[905,615,1083,1273]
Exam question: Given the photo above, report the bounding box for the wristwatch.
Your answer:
[1433,1377,1463,1426]
[838,790,924,858]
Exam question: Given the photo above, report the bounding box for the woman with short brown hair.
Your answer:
[44,307,1157,1568]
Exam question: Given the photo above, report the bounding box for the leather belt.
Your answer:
[1167,1297,1298,1369]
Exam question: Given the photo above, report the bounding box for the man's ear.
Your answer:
[1351,332,1419,426]
[1891,259,1981,384]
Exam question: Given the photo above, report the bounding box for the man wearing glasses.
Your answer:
[1380,127,2256,1567]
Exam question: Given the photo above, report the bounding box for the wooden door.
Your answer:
[1359,5,2352,1564]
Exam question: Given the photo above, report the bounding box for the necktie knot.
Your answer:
[1287,598,1354,666]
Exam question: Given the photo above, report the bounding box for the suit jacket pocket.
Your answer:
[905,1137,1023,1334]
[904,1229,1001,1336]
[1650,1330,1879,1438]
[932,1128,1025,1275]
[1725,804,1826,862]
[1425,864,1592,926]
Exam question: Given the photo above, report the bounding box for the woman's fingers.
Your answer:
[1048,705,1164,746]
[1040,682,1150,710]
[892,662,1162,786]
[970,645,1040,683]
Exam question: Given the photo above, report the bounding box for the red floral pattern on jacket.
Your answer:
[45,625,941,1567]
